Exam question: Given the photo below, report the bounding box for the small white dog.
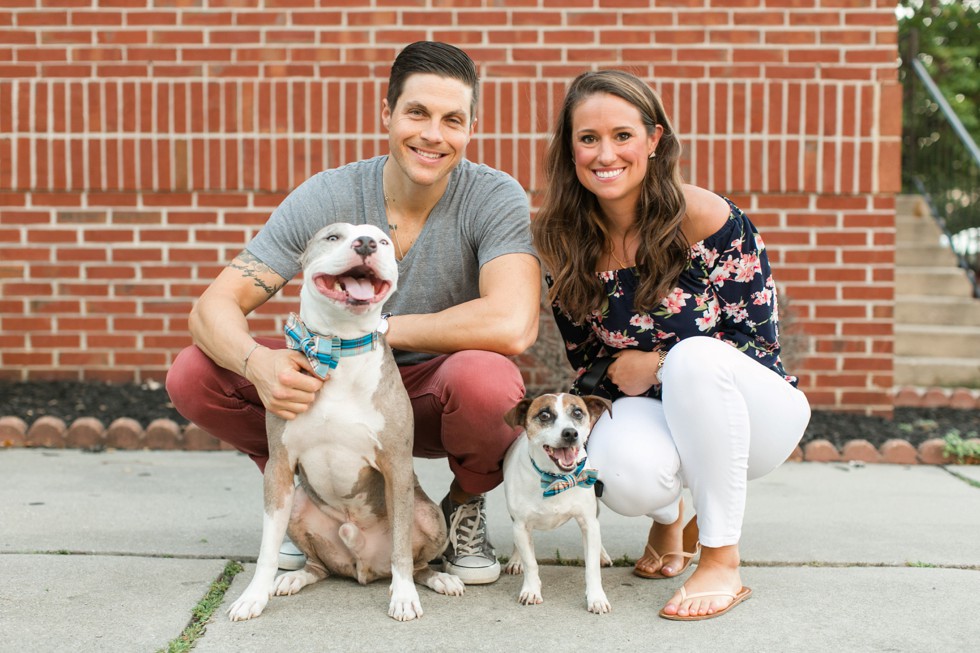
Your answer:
[502,393,613,613]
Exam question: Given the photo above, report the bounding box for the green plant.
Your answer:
[553,549,581,566]
[160,560,244,653]
[612,554,635,568]
[942,430,980,463]
[900,1,980,141]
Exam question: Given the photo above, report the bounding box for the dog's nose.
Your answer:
[352,236,377,257]
[561,428,578,443]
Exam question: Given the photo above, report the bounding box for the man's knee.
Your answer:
[439,350,525,410]
[166,345,215,416]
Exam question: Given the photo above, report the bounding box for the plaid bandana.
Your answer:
[284,313,378,380]
[530,456,598,498]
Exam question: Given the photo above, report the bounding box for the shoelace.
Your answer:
[448,498,487,556]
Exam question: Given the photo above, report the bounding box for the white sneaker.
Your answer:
[440,494,500,585]
[278,536,306,571]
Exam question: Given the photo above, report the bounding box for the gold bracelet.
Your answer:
[655,348,668,384]
[242,343,262,377]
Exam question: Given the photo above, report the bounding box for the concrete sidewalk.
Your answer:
[1,449,978,652]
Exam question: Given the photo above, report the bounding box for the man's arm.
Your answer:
[188,250,323,419]
[386,252,540,356]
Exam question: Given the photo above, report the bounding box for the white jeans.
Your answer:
[586,336,811,548]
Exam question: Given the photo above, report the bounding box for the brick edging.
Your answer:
[1,414,977,465]
[790,438,979,465]
[0,416,230,452]
[893,386,980,410]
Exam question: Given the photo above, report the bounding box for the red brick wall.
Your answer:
[0,0,900,415]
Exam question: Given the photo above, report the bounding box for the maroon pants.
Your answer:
[165,338,525,494]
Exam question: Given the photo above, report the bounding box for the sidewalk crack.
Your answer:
[157,559,243,653]
[943,466,980,489]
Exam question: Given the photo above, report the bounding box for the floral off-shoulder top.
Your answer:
[551,197,798,401]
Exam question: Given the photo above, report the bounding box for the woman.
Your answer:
[532,70,810,620]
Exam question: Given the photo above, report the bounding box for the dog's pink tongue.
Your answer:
[340,276,374,300]
[555,447,578,468]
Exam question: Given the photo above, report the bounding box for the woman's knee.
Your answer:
[746,386,811,479]
[661,336,731,387]
[595,455,682,519]
[586,399,682,518]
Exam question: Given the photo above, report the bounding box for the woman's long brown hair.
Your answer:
[533,70,690,323]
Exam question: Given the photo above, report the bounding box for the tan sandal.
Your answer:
[632,517,700,579]
[659,586,752,621]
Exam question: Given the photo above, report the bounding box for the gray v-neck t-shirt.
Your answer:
[246,155,536,366]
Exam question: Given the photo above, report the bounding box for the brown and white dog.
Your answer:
[502,393,613,613]
[227,222,463,623]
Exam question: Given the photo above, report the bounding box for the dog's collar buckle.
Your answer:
[530,456,599,498]
[284,313,379,379]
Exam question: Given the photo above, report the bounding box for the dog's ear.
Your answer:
[582,395,612,427]
[503,398,534,429]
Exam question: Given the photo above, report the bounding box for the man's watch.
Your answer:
[377,313,391,335]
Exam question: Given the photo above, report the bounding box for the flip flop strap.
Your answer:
[678,586,737,601]
[642,543,664,565]
[654,542,702,561]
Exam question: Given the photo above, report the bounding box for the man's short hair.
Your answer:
[387,41,479,120]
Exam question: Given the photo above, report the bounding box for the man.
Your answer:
[166,41,540,585]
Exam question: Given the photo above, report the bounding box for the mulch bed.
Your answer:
[1,380,979,450]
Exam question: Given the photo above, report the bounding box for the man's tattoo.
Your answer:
[231,250,285,296]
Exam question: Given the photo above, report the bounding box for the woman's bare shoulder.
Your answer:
[681,184,731,244]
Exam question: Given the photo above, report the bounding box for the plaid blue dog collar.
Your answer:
[284,312,379,380]
[530,456,598,498]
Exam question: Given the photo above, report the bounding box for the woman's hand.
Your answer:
[607,349,663,396]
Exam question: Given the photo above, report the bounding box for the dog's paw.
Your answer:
[587,591,611,614]
[503,560,524,575]
[388,593,424,621]
[600,546,613,567]
[227,592,269,621]
[518,584,543,606]
[273,569,317,596]
[427,571,465,597]
[388,578,424,621]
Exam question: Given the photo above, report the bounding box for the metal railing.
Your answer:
[901,39,980,298]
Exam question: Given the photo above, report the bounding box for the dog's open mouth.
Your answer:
[312,267,391,306]
[544,445,580,473]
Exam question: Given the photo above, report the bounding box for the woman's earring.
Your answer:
[649,151,657,159]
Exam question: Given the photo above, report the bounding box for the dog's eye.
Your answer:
[324,234,340,242]
[535,410,554,423]
[380,239,390,246]
[571,407,585,420]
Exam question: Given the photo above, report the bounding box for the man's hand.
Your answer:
[606,349,662,397]
[244,346,324,420]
